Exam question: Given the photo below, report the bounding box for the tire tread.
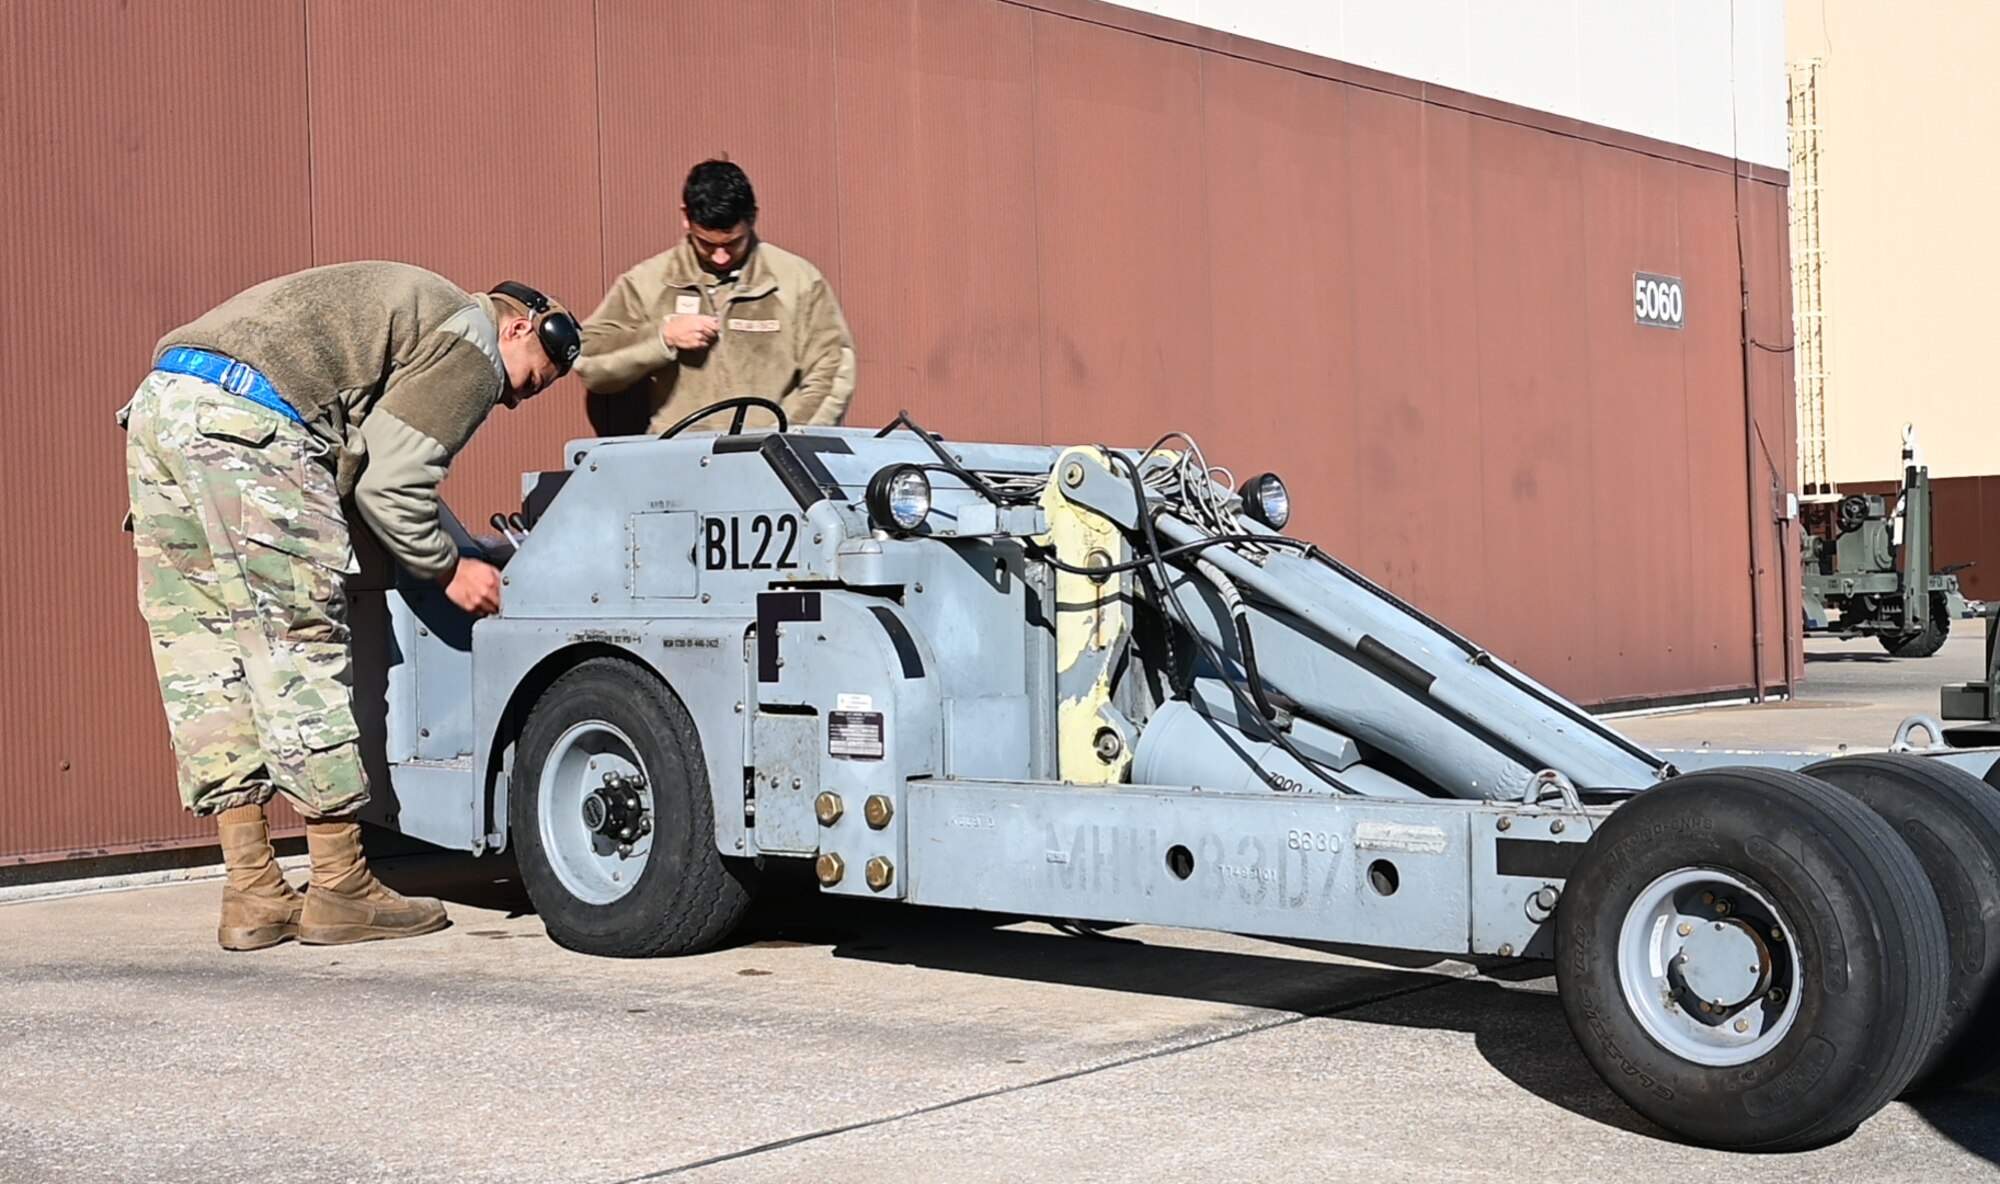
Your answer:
[1556,766,1949,1151]
[1807,753,2000,1088]
[1767,770,1948,1137]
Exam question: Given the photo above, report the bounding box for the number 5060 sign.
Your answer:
[1634,272,1684,330]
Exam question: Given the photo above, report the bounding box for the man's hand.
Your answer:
[662,314,719,352]
[439,555,502,617]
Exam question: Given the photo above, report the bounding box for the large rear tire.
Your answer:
[1555,768,1948,1150]
[1806,753,2000,1089]
[511,657,759,957]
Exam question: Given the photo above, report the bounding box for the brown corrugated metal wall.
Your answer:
[0,0,1796,864]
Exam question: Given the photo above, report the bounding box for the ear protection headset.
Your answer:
[491,281,582,376]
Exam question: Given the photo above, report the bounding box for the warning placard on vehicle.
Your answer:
[828,711,884,760]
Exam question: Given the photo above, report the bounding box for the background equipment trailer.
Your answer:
[351,398,2000,1152]
[1800,425,1969,657]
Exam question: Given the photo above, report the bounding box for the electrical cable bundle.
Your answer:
[877,410,1350,794]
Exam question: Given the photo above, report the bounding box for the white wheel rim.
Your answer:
[537,720,654,905]
[1616,868,1802,1066]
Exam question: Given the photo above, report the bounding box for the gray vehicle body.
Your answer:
[349,425,1998,960]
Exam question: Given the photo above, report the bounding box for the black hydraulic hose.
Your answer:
[872,412,916,439]
[1035,532,1315,576]
[1192,552,1281,725]
[877,415,1357,793]
[910,463,1048,506]
[1105,450,1352,796]
[1131,560,1193,700]
[877,411,1044,504]
[1234,613,1281,723]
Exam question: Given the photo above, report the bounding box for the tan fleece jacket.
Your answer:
[155,261,507,579]
[576,239,854,433]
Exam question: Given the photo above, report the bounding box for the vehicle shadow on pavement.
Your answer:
[363,843,535,918]
[751,876,2000,1161]
[718,872,1670,1138]
[373,849,2000,1164]
[1802,651,1895,664]
[1908,1084,2000,1164]
[813,908,1666,1139]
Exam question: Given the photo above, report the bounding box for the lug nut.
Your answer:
[1768,987,1785,1004]
[1734,1018,1750,1033]
[1699,1001,1713,1014]
[1702,891,1715,905]
[1714,898,1732,916]
[864,856,895,892]
[1677,922,1693,937]
[815,853,845,886]
[863,795,894,829]
[814,792,845,826]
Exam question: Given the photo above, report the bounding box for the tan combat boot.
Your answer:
[217,803,304,951]
[297,817,448,944]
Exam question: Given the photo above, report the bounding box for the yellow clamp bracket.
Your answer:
[1039,446,1139,784]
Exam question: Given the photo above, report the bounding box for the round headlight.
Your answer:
[866,464,933,533]
[1241,473,1290,530]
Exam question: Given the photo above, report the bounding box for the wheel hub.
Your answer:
[581,772,651,845]
[1618,868,1802,1066]
[1672,917,1772,1017]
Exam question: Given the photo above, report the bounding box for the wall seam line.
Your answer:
[1027,11,1050,445]
[827,0,845,302]
[592,0,610,290]
[302,0,318,264]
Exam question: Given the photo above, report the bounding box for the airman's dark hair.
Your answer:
[683,159,758,230]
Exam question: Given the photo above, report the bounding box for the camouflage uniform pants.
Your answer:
[122,370,367,819]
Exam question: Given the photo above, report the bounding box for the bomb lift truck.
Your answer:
[350,397,2000,1152]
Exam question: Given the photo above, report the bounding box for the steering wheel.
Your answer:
[1837,494,1869,535]
[656,396,790,439]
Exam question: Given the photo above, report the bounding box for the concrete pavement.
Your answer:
[1614,623,1987,754]
[2,633,1997,1182]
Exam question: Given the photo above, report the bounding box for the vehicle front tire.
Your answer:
[511,657,758,957]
